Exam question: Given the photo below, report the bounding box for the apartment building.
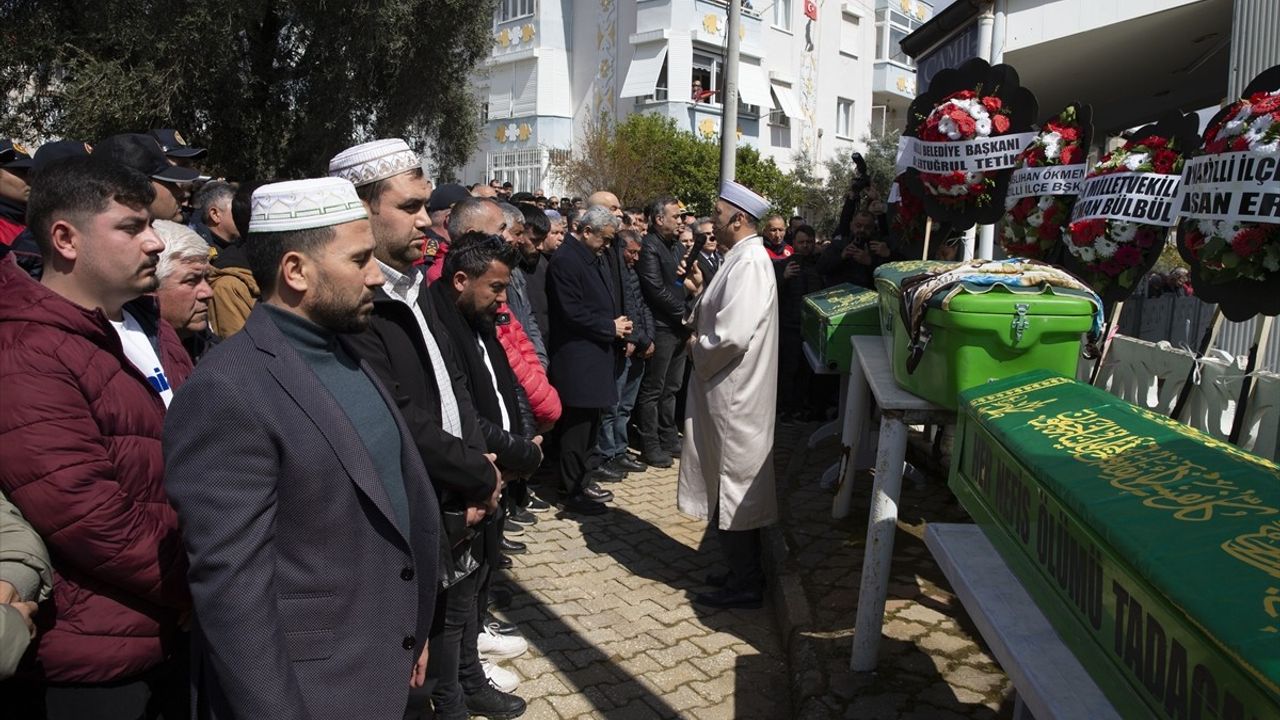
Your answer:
[464,0,932,194]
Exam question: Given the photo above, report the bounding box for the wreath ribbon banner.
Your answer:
[1174,151,1280,226]
[1069,171,1182,227]
[897,133,1038,175]
[1006,164,1089,201]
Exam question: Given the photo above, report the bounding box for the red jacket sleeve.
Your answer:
[0,349,189,609]
[496,306,562,427]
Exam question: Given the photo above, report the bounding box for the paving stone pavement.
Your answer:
[770,418,1015,719]
[489,459,790,720]
[488,418,1015,719]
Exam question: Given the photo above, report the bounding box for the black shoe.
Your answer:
[609,455,647,473]
[487,586,512,610]
[507,508,536,526]
[485,613,520,636]
[642,451,673,468]
[562,495,608,515]
[663,445,682,458]
[525,494,551,513]
[583,483,613,502]
[588,467,624,483]
[588,463,624,480]
[495,554,513,569]
[465,683,527,719]
[693,587,763,609]
[504,523,525,537]
[500,536,527,554]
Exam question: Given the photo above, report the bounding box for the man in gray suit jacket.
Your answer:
[164,177,441,720]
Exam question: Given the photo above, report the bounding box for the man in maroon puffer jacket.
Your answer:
[0,156,192,718]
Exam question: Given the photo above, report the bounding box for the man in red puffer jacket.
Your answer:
[0,156,192,718]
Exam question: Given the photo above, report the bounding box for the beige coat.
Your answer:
[677,235,779,531]
[207,265,259,339]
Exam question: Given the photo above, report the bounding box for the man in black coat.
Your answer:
[634,195,689,468]
[777,224,827,419]
[692,218,723,288]
[164,178,441,720]
[326,140,520,720]
[546,206,632,515]
[426,232,544,719]
[592,227,655,476]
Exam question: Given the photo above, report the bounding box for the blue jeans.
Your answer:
[596,356,645,461]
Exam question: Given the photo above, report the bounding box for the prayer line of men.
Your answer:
[0,132,789,720]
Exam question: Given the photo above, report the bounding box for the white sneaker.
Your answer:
[481,659,520,693]
[477,625,528,659]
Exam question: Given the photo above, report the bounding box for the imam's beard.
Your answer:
[308,282,373,334]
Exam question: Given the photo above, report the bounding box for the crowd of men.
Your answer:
[0,128,895,719]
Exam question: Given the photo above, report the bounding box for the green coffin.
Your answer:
[801,284,879,373]
[875,261,1094,409]
[950,370,1280,720]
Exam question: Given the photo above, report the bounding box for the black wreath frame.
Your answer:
[900,57,1038,231]
[1060,109,1200,306]
[1175,64,1280,321]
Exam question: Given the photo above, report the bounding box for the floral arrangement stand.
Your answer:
[1063,110,1200,386]
[1176,63,1280,321]
[898,57,1039,233]
[1064,110,1201,307]
[1172,64,1280,439]
[1001,103,1094,266]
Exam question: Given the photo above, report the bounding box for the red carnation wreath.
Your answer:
[1000,104,1093,263]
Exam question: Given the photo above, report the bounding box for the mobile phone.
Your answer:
[687,233,710,263]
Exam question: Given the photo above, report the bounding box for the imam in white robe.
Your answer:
[677,234,779,531]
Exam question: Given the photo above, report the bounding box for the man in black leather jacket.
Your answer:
[634,196,690,468]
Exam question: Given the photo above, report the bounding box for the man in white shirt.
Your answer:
[330,140,527,720]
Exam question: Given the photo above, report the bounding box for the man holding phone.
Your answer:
[818,203,891,289]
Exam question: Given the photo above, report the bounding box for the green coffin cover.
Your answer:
[801,284,879,373]
[874,260,960,336]
[950,370,1280,720]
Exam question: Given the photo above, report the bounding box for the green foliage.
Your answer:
[1152,236,1190,274]
[0,0,498,180]
[791,130,901,236]
[549,111,804,218]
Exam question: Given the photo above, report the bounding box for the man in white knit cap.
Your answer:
[677,179,780,610]
[329,139,528,720]
[164,177,443,720]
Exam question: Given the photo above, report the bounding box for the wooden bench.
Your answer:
[925,524,1120,720]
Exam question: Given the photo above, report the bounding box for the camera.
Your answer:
[849,152,871,194]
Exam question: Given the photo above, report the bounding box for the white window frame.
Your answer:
[693,51,761,116]
[875,7,920,67]
[836,97,854,140]
[773,0,793,33]
[495,0,536,25]
[769,108,792,149]
[839,11,860,58]
[488,149,543,196]
[870,105,887,137]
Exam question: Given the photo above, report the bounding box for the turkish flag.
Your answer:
[804,0,818,21]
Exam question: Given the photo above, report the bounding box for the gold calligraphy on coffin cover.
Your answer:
[969,377,1280,633]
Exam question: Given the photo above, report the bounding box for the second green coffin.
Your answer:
[801,284,880,373]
